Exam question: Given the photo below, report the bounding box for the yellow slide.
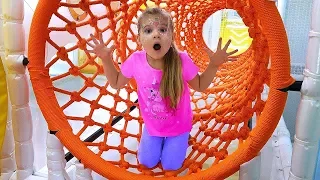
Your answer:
[219,10,252,56]
[0,56,8,152]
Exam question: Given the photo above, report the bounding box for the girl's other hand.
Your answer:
[204,37,238,68]
[87,32,115,60]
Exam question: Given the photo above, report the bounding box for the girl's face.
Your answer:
[138,14,173,60]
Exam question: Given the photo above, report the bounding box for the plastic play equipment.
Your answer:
[0,57,8,153]
[0,0,34,179]
[1,0,320,179]
[27,0,295,179]
[0,0,8,157]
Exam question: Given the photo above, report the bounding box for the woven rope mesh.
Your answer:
[27,0,294,179]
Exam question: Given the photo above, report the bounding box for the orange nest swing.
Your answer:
[27,0,295,179]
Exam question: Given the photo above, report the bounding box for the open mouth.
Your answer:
[153,43,161,51]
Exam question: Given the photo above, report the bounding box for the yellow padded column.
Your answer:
[0,56,8,152]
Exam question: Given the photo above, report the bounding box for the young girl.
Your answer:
[88,7,237,171]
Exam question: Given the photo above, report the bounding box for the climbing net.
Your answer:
[28,0,294,179]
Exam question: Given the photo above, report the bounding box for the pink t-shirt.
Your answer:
[120,50,199,137]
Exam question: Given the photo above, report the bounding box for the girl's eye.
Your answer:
[144,29,152,34]
[160,28,167,33]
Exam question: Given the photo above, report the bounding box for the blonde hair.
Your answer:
[137,7,183,109]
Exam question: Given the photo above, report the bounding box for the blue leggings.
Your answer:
[137,128,189,171]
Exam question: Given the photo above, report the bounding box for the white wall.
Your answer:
[282,0,314,142]
[23,0,39,57]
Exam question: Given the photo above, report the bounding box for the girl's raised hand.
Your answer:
[204,38,238,67]
[87,32,115,60]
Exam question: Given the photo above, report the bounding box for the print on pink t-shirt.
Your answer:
[143,78,174,119]
[120,50,199,137]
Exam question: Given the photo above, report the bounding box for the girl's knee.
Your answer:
[138,153,160,168]
[161,159,184,171]
[137,128,164,168]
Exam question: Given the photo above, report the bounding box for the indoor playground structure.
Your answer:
[0,0,320,179]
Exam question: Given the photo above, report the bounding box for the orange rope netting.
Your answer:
[27,0,295,179]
